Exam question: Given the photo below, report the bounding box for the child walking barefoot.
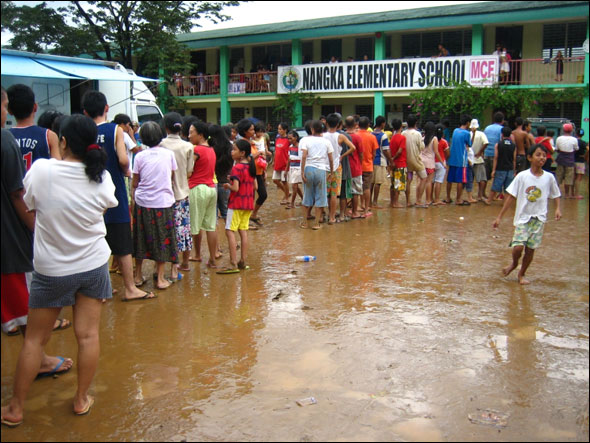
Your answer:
[217,140,257,274]
[492,144,561,285]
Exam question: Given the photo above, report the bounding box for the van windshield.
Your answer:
[137,105,162,124]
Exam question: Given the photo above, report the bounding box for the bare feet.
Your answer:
[391,204,405,208]
[502,264,517,277]
[189,256,202,262]
[519,276,530,285]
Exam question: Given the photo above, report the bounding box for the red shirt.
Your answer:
[390,133,407,168]
[437,138,448,164]
[228,163,255,210]
[274,136,290,172]
[348,132,363,178]
[188,145,216,188]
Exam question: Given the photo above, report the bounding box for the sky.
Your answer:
[2,1,485,46]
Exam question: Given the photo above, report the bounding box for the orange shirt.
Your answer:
[358,129,378,172]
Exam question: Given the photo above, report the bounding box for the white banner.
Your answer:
[277,56,499,94]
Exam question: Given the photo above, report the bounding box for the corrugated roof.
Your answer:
[178,1,587,43]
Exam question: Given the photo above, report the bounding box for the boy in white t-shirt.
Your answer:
[493,144,561,285]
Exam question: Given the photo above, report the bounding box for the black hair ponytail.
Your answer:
[60,115,107,183]
[235,139,256,178]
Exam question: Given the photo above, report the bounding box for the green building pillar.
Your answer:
[472,24,484,56]
[374,32,386,120]
[582,22,589,142]
[292,38,303,127]
[220,46,231,124]
[158,66,167,114]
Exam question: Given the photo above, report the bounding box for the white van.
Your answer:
[1,49,162,128]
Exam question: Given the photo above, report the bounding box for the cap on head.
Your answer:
[470,119,479,129]
[563,123,573,133]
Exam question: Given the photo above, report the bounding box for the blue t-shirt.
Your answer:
[483,123,503,157]
[9,126,51,171]
[372,131,390,166]
[97,122,130,224]
[448,128,472,167]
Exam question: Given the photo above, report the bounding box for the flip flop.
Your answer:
[134,278,147,287]
[178,265,191,271]
[1,416,23,428]
[299,223,308,229]
[188,257,202,262]
[75,396,94,416]
[36,356,72,379]
[250,217,263,226]
[53,318,71,331]
[169,272,182,282]
[216,268,240,274]
[457,201,471,206]
[122,291,157,302]
[6,327,20,336]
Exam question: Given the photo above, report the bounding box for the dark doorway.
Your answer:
[495,26,523,84]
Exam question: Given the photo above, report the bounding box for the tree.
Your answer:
[2,1,239,78]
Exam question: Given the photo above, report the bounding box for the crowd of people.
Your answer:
[1,81,588,426]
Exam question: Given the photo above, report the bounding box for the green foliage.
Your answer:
[408,81,587,122]
[273,91,321,126]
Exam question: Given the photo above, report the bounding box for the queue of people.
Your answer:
[0,82,587,427]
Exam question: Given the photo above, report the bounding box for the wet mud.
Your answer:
[1,178,588,442]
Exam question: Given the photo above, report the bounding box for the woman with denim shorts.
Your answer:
[1,115,118,426]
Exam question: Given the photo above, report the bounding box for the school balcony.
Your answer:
[168,56,587,98]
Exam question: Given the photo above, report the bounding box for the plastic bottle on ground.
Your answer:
[295,255,316,262]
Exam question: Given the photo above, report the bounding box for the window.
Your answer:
[543,22,586,59]
[191,108,207,122]
[401,29,472,58]
[355,38,374,61]
[190,50,206,75]
[252,44,292,70]
[302,106,313,124]
[136,105,162,124]
[302,42,314,64]
[231,107,245,123]
[321,39,342,63]
[230,47,244,74]
[355,105,373,119]
[540,102,582,129]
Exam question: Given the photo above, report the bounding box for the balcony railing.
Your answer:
[170,72,277,97]
[501,57,585,86]
[169,58,586,97]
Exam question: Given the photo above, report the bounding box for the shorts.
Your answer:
[351,176,363,195]
[575,162,586,175]
[391,167,407,191]
[326,167,342,197]
[173,197,193,253]
[465,166,474,192]
[272,170,288,181]
[510,217,545,250]
[105,222,133,256]
[339,178,352,199]
[1,272,31,332]
[433,163,446,184]
[225,209,251,231]
[473,163,487,183]
[491,169,515,193]
[555,165,574,186]
[362,171,373,191]
[447,166,467,184]
[484,156,495,181]
[288,167,302,184]
[189,184,218,233]
[302,166,328,208]
[29,262,112,309]
[516,154,527,173]
[372,165,388,185]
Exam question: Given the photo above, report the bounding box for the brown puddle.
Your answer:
[2,178,588,441]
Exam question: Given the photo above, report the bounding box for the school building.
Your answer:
[169,1,589,135]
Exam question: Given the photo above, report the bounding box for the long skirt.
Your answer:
[133,204,178,263]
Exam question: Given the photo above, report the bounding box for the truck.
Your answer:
[1,49,163,128]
